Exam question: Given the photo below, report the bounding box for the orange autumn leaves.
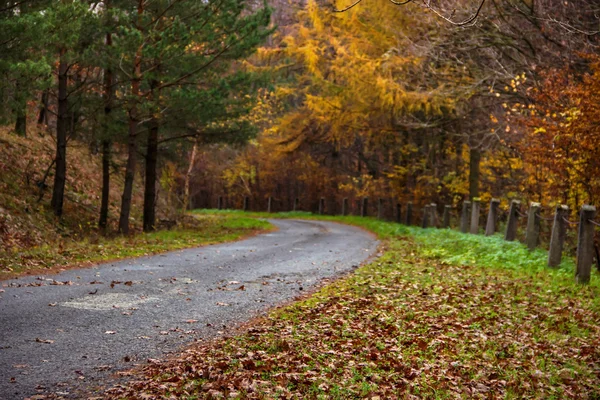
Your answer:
[511,55,600,208]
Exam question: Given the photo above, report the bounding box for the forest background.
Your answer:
[1,0,599,255]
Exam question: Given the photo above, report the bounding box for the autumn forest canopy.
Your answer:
[1,0,600,237]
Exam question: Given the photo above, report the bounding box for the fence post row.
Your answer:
[525,202,541,251]
[267,196,273,213]
[485,199,500,236]
[243,196,249,212]
[460,201,471,233]
[342,198,348,216]
[396,203,402,223]
[293,197,299,212]
[319,197,325,215]
[378,198,384,220]
[443,205,451,228]
[504,200,521,241]
[470,199,481,234]
[548,205,569,268]
[217,196,223,210]
[576,205,597,284]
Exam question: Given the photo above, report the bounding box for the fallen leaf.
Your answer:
[35,338,54,344]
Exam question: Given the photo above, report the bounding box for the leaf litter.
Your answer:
[98,233,600,399]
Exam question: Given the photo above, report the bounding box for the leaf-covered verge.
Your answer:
[105,215,600,399]
[0,213,271,280]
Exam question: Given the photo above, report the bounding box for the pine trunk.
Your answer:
[143,119,158,232]
[37,91,49,125]
[99,140,111,230]
[51,49,68,217]
[118,114,138,234]
[99,22,113,231]
[118,2,143,234]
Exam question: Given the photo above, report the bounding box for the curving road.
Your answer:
[0,219,379,399]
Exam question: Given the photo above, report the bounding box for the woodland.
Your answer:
[2,2,600,398]
[0,0,599,247]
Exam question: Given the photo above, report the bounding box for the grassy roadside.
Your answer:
[0,213,272,280]
[106,213,600,399]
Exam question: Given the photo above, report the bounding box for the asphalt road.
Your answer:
[0,219,379,399]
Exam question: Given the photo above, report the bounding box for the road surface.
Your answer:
[0,219,379,399]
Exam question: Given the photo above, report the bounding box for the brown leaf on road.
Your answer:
[35,338,54,344]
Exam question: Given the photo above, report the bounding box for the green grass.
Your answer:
[106,212,600,399]
[0,213,272,279]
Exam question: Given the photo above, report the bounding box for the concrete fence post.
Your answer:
[525,202,542,250]
[576,205,597,284]
[470,199,481,234]
[361,197,369,217]
[217,196,223,210]
[319,197,325,215]
[443,205,451,228]
[243,196,249,212]
[460,201,471,233]
[548,205,569,268]
[342,198,349,216]
[430,203,439,227]
[267,197,273,213]
[485,199,500,236]
[396,203,402,223]
[504,200,521,241]
[405,202,413,225]
[422,205,430,228]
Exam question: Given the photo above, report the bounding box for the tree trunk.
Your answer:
[99,140,111,230]
[51,49,68,217]
[99,21,113,231]
[37,90,49,125]
[118,0,143,234]
[183,139,198,212]
[469,147,481,200]
[118,113,138,234]
[143,119,158,232]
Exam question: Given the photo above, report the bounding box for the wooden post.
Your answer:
[548,205,569,268]
[430,203,438,227]
[342,198,348,216]
[217,196,223,210]
[443,205,451,228]
[576,205,597,284]
[267,197,273,213]
[405,202,413,225]
[504,200,521,241]
[243,196,249,212]
[470,199,481,234]
[460,201,471,233]
[525,202,542,251]
[378,198,384,219]
[396,203,402,223]
[422,205,430,228]
[293,197,299,212]
[361,197,369,217]
[485,199,500,236]
[319,197,325,215]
